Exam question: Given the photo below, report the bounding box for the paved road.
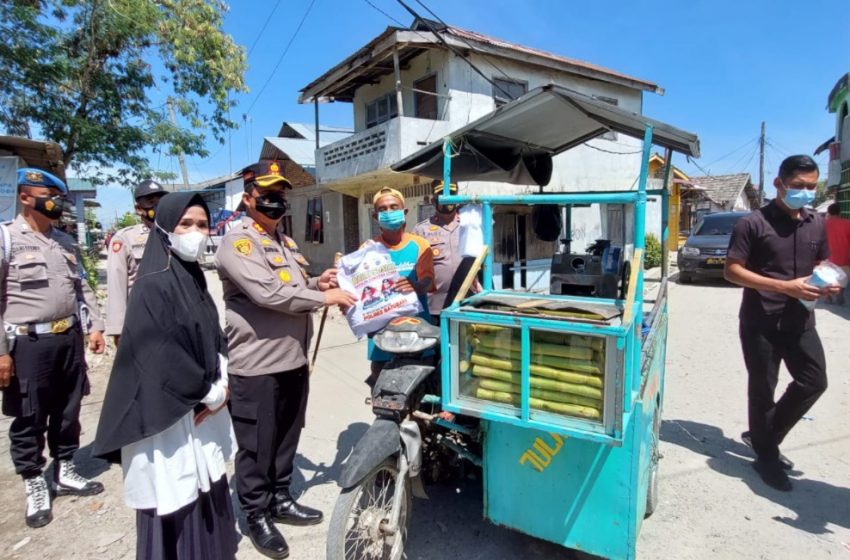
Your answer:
[1,271,849,559]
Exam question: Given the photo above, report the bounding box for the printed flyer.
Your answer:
[337,241,422,338]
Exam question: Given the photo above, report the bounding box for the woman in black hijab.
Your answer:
[94,192,238,560]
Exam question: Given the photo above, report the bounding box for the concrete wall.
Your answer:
[352,50,450,131]
[287,184,348,273]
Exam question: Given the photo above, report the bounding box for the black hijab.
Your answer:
[94,192,225,462]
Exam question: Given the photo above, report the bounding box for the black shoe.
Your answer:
[53,460,105,497]
[741,431,794,470]
[270,491,323,526]
[246,512,289,559]
[24,475,53,529]
[752,459,792,492]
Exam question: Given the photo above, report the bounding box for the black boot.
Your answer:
[246,511,289,559]
[24,475,53,529]
[270,489,323,526]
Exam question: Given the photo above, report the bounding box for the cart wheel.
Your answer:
[645,409,660,518]
[327,457,412,560]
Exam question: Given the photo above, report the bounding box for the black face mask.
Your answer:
[254,191,289,220]
[32,195,65,220]
[436,203,460,215]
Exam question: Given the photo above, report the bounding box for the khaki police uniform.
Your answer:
[215,216,325,514]
[0,215,104,477]
[412,213,463,315]
[105,223,149,336]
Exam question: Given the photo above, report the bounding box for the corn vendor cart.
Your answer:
[390,84,701,560]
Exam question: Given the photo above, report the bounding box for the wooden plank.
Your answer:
[622,248,643,326]
[454,246,489,304]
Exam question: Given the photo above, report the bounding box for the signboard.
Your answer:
[0,157,19,223]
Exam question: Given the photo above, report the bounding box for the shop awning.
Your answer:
[392,84,700,186]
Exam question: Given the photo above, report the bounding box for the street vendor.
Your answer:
[725,154,839,492]
[412,181,474,321]
[366,187,435,386]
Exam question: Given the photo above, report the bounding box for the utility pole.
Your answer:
[758,121,765,206]
[168,98,191,190]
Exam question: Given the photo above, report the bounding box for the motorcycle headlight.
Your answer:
[681,246,700,256]
[374,330,438,354]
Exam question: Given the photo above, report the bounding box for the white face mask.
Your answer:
[167,230,208,262]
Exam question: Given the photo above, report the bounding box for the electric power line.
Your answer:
[243,0,318,117]
[411,0,515,84]
[246,0,284,55]
[702,136,759,169]
[362,0,406,26]
[393,0,514,101]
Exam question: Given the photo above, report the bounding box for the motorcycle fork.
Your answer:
[380,452,409,536]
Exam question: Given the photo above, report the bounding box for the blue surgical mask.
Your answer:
[782,184,816,210]
[378,209,406,231]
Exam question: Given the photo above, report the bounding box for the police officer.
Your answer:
[215,161,355,559]
[412,182,467,319]
[0,168,106,529]
[105,180,167,343]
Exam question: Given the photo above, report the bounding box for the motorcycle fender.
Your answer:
[339,419,400,489]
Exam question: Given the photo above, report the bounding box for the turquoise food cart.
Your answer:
[392,85,700,560]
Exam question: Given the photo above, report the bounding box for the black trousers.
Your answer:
[229,366,309,515]
[740,324,827,462]
[1,325,88,478]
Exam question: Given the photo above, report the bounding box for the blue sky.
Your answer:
[97,0,849,226]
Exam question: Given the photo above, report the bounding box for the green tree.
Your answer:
[0,0,247,185]
[644,233,662,269]
[115,211,140,229]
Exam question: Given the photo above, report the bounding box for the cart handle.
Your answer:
[622,248,643,326]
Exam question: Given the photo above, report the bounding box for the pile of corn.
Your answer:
[460,324,605,420]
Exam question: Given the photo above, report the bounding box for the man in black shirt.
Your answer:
[725,155,840,491]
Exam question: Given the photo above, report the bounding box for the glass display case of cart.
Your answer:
[446,293,626,438]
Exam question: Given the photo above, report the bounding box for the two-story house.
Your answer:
[292,18,668,284]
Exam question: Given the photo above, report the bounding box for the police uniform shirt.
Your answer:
[106,223,149,335]
[412,213,462,315]
[215,216,325,376]
[0,215,104,354]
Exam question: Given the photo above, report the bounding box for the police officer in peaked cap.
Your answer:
[105,179,168,343]
[215,161,355,558]
[0,168,106,529]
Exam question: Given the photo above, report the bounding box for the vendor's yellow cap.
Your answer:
[433,181,458,194]
[372,187,405,207]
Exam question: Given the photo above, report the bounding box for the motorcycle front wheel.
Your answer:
[327,457,413,560]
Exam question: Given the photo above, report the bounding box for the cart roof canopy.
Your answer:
[391,84,700,187]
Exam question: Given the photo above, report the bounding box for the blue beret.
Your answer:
[17,168,67,194]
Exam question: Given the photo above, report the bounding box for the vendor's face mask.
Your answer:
[378,209,406,231]
[781,183,816,210]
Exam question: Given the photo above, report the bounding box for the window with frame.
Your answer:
[492,77,527,107]
[305,197,324,244]
[365,93,399,129]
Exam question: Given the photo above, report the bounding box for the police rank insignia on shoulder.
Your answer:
[111,241,123,253]
[285,237,297,249]
[429,225,439,231]
[278,269,291,282]
[233,238,253,256]
[252,223,266,235]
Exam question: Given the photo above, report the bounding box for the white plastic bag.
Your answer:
[458,204,484,257]
[336,241,423,338]
[799,261,849,310]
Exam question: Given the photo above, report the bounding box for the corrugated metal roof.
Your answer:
[440,23,660,93]
[283,123,353,142]
[690,173,756,206]
[260,126,353,166]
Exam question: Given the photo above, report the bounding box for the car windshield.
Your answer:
[694,215,744,236]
